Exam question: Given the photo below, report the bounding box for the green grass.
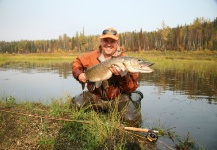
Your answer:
[0,94,204,149]
[0,53,77,66]
[0,96,140,149]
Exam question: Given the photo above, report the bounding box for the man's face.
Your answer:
[101,38,118,56]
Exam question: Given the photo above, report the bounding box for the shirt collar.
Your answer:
[98,46,121,62]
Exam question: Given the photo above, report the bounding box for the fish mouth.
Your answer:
[127,61,154,73]
[140,68,154,73]
[132,66,154,73]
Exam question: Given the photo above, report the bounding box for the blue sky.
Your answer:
[0,0,217,41]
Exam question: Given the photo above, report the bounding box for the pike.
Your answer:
[83,56,154,89]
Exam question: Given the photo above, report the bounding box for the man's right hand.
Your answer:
[78,73,87,83]
[110,65,124,76]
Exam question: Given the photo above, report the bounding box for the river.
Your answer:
[0,61,217,149]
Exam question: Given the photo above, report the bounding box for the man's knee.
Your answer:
[71,91,109,111]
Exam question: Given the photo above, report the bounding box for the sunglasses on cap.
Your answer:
[102,29,117,36]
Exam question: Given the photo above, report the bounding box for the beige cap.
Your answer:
[100,28,119,40]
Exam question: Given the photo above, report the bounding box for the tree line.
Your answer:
[0,17,217,54]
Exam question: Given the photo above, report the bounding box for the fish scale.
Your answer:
[84,56,154,89]
[86,57,126,82]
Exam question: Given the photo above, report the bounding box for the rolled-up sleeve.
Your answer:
[72,57,85,81]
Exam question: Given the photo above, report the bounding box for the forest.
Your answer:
[0,17,217,54]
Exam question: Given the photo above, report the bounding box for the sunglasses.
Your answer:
[102,29,117,36]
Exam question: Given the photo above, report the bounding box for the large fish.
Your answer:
[83,56,154,89]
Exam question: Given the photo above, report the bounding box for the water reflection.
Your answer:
[139,68,217,104]
[0,61,72,78]
[0,62,81,103]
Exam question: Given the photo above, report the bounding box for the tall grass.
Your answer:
[0,53,77,66]
[1,94,203,149]
[0,95,134,149]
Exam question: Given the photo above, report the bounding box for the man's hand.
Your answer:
[110,65,124,76]
[78,73,87,83]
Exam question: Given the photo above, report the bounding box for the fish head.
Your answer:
[123,57,154,73]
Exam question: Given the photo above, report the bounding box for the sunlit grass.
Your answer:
[0,93,205,149]
[126,50,217,61]
[0,50,216,72]
[1,50,217,72]
[0,53,77,65]
[1,50,217,63]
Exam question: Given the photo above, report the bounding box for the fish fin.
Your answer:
[125,72,131,81]
[81,82,85,90]
[102,88,107,99]
[95,81,102,88]
[113,64,126,71]
[120,67,126,72]
[120,70,128,77]
[102,80,109,89]
[122,62,128,70]
[89,82,96,91]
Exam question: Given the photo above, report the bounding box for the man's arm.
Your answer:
[72,57,85,81]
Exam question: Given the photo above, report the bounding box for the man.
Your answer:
[71,28,142,125]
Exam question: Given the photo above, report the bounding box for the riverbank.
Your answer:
[1,50,217,62]
[1,50,216,71]
[0,96,197,149]
[0,97,160,149]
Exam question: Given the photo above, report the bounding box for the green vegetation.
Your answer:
[1,49,217,63]
[0,96,147,149]
[0,95,200,149]
[0,52,77,63]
